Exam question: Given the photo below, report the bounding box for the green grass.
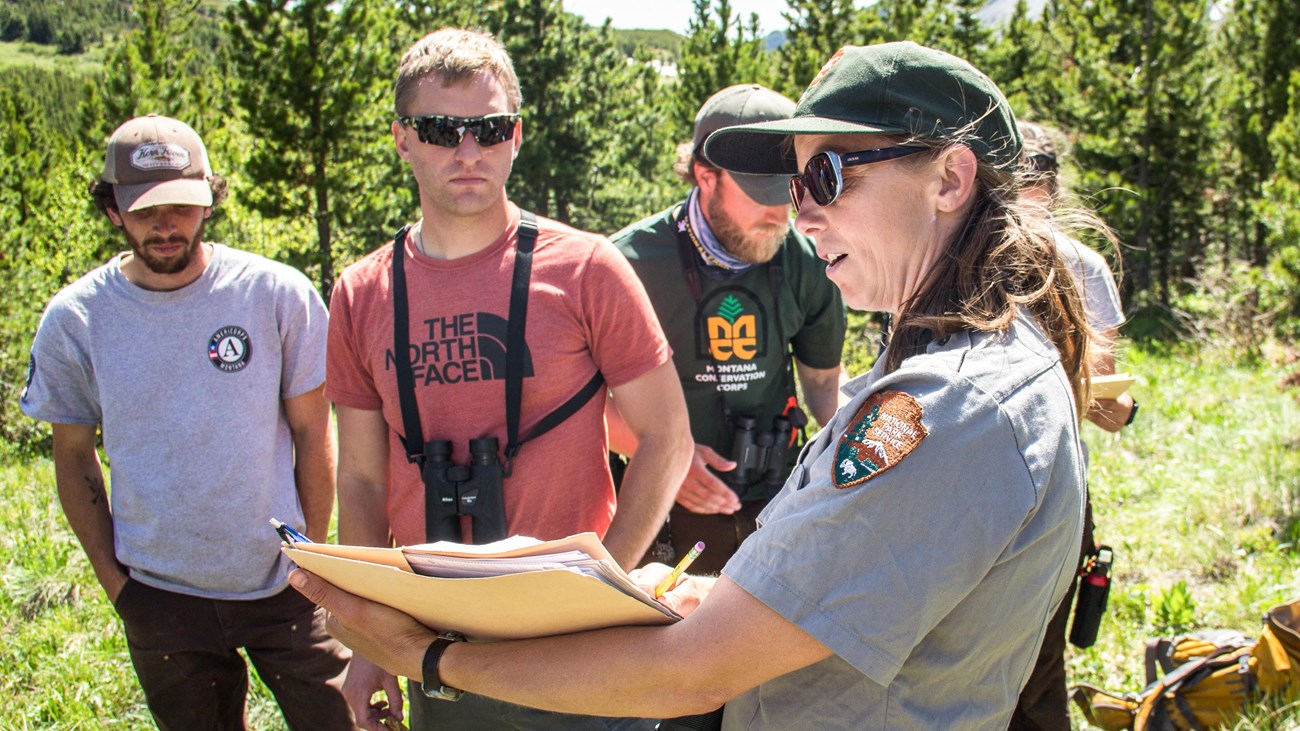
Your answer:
[0,40,105,73]
[4,341,1300,728]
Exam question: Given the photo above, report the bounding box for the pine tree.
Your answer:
[1032,0,1218,302]
[674,0,777,142]
[1217,0,1300,266]
[226,0,402,296]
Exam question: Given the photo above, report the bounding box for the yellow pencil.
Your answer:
[655,541,705,598]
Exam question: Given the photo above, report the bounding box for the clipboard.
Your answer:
[283,533,679,642]
[1091,373,1136,400]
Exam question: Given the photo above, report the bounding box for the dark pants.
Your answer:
[634,502,766,731]
[406,679,656,730]
[113,578,352,731]
[638,501,767,574]
[1009,501,1096,731]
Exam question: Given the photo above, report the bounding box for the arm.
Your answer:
[51,422,128,602]
[335,405,392,548]
[334,404,403,731]
[284,384,336,542]
[602,361,693,568]
[291,569,832,718]
[796,360,847,427]
[604,398,637,457]
[1085,327,1135,433]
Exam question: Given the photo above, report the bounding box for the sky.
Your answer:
[563,0,798,34]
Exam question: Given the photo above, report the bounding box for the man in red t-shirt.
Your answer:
[325,27,692,731]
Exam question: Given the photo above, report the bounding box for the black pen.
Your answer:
[269,518,312,545]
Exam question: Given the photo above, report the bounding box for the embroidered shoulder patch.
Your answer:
[833,391,928,489]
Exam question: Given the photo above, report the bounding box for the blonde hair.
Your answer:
[394,28,522,116]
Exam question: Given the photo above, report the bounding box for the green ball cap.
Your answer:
[703,42,1022,175]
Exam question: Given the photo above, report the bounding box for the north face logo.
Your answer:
[387,311,533,386]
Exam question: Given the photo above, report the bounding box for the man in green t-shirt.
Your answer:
[608,84,847,574]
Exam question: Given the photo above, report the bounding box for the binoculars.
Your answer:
[725,414,796,489]
[422,437,507,544]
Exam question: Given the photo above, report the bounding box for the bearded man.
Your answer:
[609,85,847,575]
[21,114,352,730]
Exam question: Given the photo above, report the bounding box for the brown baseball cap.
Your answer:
[103,115,213,212]
[693,84,797,206]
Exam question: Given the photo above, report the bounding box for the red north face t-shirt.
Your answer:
[327,208,670,547]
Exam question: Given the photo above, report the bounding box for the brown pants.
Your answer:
[1008,501,1095,731]
[113,579,352,731]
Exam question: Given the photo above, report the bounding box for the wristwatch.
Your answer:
[420,631,466,701]
[1124,399,1139,427]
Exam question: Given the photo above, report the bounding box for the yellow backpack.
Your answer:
[1070,599,1300,730]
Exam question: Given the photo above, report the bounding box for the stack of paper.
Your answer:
[284,533,679,642]
[1091,372,1137,400]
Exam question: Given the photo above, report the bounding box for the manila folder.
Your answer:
[283,535,677,642]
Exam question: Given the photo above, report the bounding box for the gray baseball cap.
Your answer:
[103,115,213,212]
[693,84,796,206]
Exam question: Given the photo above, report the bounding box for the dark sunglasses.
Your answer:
[397,113,521,148]
[789,146,928,212]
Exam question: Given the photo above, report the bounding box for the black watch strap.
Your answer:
[420,632,465,701]
[1124,399,1139,427]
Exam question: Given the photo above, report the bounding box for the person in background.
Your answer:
[325,27,691,731]
[1009,119,1136,731]
[21,114,351,730]
[608,83,846,575]
[292,42,1104,729]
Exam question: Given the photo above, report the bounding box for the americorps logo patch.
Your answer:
[833,391,928,489]
[208,326,251,372]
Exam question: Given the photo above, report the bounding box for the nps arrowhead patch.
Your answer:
[833,391,928,489]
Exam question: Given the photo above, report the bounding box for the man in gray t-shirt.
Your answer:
[20,115,352,730]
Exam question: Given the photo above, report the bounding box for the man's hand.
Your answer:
[103,570,129,603]
[342,655,408,731]
[676,444,741,515]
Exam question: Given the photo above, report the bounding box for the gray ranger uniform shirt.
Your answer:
[721,313,1085,730]
[22,244,328,600]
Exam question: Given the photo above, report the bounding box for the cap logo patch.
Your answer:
[208,326,251,372]
[833,390,927,488]
[802,47,850,98]
[131,142,190,171]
